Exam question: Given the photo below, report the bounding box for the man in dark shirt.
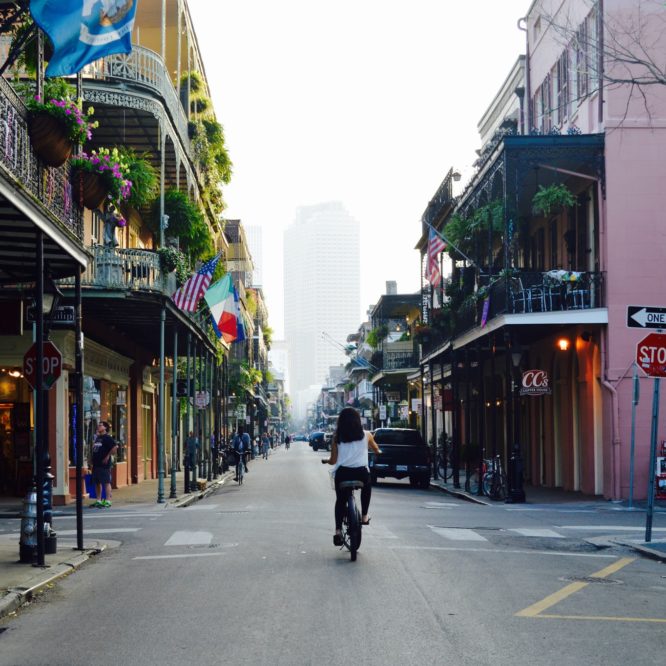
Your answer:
[91,421,118,508]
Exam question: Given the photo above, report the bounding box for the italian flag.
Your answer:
[204,274,238,343]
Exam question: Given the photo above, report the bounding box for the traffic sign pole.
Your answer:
[628,363,639,510]
[645,376,660,542]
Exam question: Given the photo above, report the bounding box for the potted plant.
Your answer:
[532,183,575,217]
[70,147,132,210]
[25,79,98,167]
[117,148,159,210]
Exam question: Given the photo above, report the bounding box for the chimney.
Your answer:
[386,281,397,295]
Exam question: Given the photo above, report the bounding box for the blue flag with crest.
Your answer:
[30,1,138,77]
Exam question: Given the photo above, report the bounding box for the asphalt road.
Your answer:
[0,442,665,666]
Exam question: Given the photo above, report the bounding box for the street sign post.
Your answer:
[635,331,666,542]
[23,341,62,391]
[627,305,666,329]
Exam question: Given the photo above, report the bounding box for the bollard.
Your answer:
[506,443,526,503]
[19,487,38,563]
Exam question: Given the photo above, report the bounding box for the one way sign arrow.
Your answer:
[627,305,666,329]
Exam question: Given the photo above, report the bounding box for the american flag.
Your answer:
[172,255,220,312]
[426,227,447,288]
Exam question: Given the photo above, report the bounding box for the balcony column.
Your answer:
[161,0,166,61]
[476,339,487,497]
[157,307,166,503]
[451,349,461,489]
[169,329,178,499]
[430,361,437,479]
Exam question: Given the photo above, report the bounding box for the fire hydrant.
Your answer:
[19,487,37,563]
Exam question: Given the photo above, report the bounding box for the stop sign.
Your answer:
[23,341,62,390]
[636,332,666,377]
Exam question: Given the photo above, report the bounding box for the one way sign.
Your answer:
[627,306,666,329]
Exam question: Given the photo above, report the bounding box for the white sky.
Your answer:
[188,0,529,339]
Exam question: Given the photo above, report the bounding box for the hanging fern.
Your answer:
[532,184,575,217]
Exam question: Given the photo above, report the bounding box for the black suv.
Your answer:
[309,431,330,451]
[370,428,431,488]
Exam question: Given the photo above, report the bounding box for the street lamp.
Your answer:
[507,347,526,503]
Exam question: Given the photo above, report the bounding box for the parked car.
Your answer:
[309,431,330,451]
[370,428,431,488]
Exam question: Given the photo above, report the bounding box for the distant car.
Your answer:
[309,431,330,451]
[295,433,308,441]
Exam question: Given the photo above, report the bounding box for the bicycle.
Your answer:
[464,457,490,495]
[435,438,453,481]
[482,454,507,500]
[234,450,245,485]
[338,480,363,562]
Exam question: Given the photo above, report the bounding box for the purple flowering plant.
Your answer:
[70,147,133,207]
[26,94,98,144]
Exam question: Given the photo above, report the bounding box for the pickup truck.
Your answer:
[370,428,431,488]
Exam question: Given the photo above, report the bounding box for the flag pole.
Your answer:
[426,223,481,271]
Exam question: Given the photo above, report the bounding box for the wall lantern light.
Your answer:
[557,337,570,351]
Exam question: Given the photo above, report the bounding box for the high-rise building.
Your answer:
[245,225,263,286]
[284,202,360,402]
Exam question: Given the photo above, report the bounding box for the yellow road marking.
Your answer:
[515,557,636,619]
[538,614,666,623]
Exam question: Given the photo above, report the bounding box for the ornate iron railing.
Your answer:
[0,77,83,241]
[60,245,166,292]
[374,350,419,372]
[85,46,190,153]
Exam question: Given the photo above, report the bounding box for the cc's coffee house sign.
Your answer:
[520,369,551,396]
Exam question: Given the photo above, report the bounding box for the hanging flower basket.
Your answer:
[71,169,108,210]
[27,111,74,167]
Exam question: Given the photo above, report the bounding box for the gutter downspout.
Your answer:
[595,171,619,498]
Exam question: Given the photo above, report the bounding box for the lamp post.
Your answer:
[507,347,526,503]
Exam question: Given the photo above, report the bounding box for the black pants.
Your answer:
[334,466,371,530]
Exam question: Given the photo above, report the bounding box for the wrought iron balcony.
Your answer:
[60,245,167,293]
[84,45,190,157]
[0,77,83,243]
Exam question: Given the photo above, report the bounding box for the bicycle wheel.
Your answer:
[236,461,243,485]
[482,471,493,497]
[491,473,507,501]
[347,495,361,561]
[465,469,481,494]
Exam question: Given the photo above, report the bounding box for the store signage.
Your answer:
[520,369,551,396]
[26,304,75,327]
[385,391,400,402]
[636,332,666,377]
[194,390,209,408]
[379,405,387,420]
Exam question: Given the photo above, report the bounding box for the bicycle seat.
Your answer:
[339,480,364,490]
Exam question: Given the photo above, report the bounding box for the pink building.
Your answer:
[418,0,666,500]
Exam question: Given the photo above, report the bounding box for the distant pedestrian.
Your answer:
[261,432,270,459]
[185,431,200,481]
[90,421,118,508]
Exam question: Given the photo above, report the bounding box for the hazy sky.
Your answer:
[188,0,529,339]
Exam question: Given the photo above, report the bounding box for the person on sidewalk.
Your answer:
[185,431,200,489]
[322,407,382,545]
[261,432,270,460]
[90,421,118,508]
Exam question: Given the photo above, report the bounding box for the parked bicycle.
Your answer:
[464,458,489,495]
[482,454,507,501]
[435,437,453,481]
[337,479,363,561]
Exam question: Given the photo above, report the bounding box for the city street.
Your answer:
[0,442,665,666]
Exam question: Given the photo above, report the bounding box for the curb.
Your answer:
[168,472,234,508]
[0,543,106,620]
[611,538,666,563]
[430,481,490,506]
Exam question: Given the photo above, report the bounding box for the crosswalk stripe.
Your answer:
[57,528,141,535]
[509,528,565,538]
[164,531,213,546]
[183,505,219,511]
[428,526,488,541]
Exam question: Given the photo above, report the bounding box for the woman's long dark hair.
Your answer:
[334,407,364,444]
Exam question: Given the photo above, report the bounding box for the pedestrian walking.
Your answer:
[185,431,200,488]
[261,432,270,459]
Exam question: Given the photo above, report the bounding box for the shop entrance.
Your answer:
[0,402,31,497]
[141,392,153,479]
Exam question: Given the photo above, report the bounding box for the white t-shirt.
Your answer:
[332,432,369,474]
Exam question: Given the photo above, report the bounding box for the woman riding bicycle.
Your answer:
[322,407,382,546]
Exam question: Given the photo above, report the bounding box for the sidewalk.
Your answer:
[0,468,233,620]
[429,475,666,563]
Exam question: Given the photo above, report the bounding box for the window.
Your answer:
[540,74,552,132]
[586,7,599,92]
[556,51,569,124]
[576,18,588,100]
